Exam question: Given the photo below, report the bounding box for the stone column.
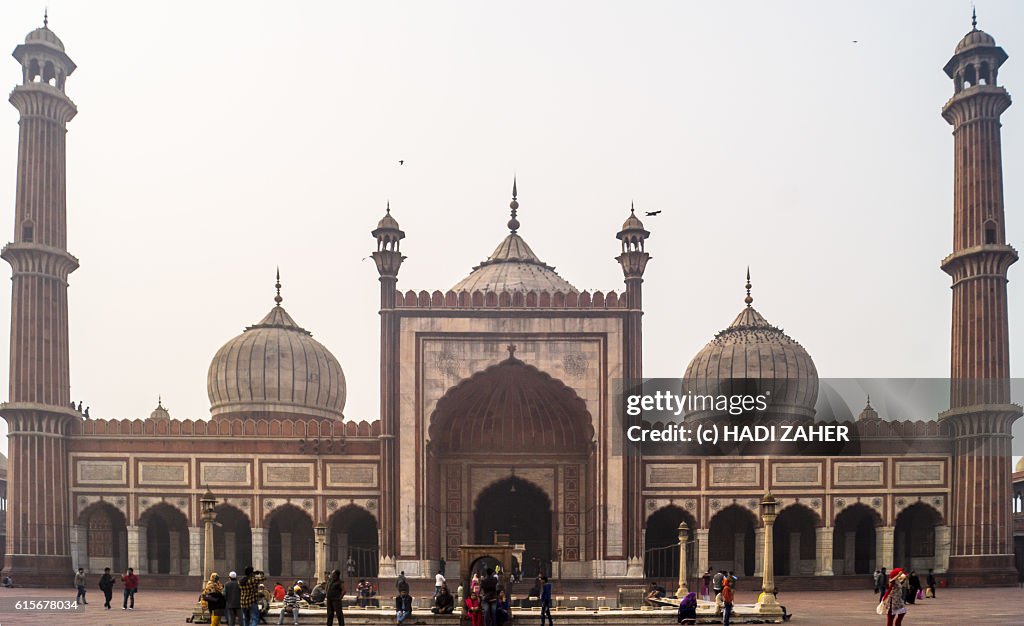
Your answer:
[753,528,764,577]
[814,527,834,576]
[281,532,292,577]
[70,525,83,572]
[844,531,856,575]
[934,525,950,574]
[695,529,709,577]
[675,522,689,597]
[170,531,181,575]
[127,526,143,574]
[188,526,202,576]
[789,532,801,575]
[138,526,148,574]
[252,528,269,573]
[877,526,894,571]
[734,533,745,574]
[753,494,782,618]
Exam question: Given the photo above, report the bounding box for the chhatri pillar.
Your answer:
[675,521,689,597]
[753,493,783,619]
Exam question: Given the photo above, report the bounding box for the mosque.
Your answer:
[1,16,1021,588]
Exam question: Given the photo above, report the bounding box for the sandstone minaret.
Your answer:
[616,206,649,574]
[1,18,82,581]
[939,12,1021,585]
[371,203,405,577]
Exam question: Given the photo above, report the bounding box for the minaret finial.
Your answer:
[508,177,520,234]
[631,201,635,215]
[274,267,283,306]
[158,395,162,408]
[744,267,753,307]
[386,200,390,214]
[971,5,977,29]
[866,394,871,408]
[43,8,48,29]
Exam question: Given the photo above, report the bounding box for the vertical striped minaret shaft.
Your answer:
[1,24,81,581]
[615,209,649,563]
[371,206,405,565]
[939,22,1021,584]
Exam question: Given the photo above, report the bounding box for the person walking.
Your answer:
[74,567,87,604]
[906,570,921,604]
[926,569,936,598]
[878,568,887,601]
[203,573,226,626]
[434,570,446,597]
[721,577,734,626]
[712,570,724,597]
[539,575,553,626]
[225,572,242,626]
[98,567,115,609]
[880,568,909,626]
[326,569,346,626]
[121,567,138,610]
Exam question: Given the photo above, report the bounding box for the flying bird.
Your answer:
[645,210,662,216]
[398,160,404,165]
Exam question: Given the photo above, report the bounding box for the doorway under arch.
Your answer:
[79,502,128,573]
[708,505,757,577]
[140,504,190,575]
[893,503,942,572]
[328,505,379,577]
[474,477,552,578]
[773,504,818,576]
[644,506,697,580]
[267,505,314,578]
[833,504,880,575]
[213,505,252,574]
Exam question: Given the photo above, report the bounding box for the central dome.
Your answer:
[452,182,577,293]
[683,276,818,419]
[207,281,346,420]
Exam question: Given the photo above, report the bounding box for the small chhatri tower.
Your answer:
[1,15,83,580]
[939,11,1021,585]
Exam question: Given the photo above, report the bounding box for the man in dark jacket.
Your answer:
[224,571,242,626]
[325,569,345,626]
[480,569,499,626]
[432,585,454,614]
[396,588,413,624]
[98,568,115,609]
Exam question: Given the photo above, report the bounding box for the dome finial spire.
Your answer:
[508,176,520,234]
[43,8,48,29]
[971,4,977,29]
[274,267,283,306]
[744,267,753,307]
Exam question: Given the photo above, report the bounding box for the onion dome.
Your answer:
[14,13,76,74]
[452,179,577,293]
[955,10,996,54]
[618,204,648,238]
[207,272,346,420]
[149,397,171,420]
[856,397,879,421]
[25,26,65,52]
[683,271,818,419]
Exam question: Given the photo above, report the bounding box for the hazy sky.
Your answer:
[0,1,1023,457]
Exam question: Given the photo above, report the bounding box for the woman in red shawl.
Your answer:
[464,590,483,626]
[881,567,909,626]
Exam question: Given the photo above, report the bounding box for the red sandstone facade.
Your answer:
[0,18,1020,588]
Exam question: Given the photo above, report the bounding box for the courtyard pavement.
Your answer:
[0,586,1021,625]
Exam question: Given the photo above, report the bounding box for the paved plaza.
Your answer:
[0,587,1021,625]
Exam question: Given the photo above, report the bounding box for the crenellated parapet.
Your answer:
[71,416,381,438]
[394,288,627,309]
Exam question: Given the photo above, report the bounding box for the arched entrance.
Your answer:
[140,504,190,575]
[773,504,819,576]
[427,355,595,572]
[893,503,941,572]
[474,477,552,578]
[213,505,252,575]
[79,502,128,573]
[267,505,314,578]
[328,505,379,577]
[834,504,880,575]
[708,505,756,577]
[644,506,697,580]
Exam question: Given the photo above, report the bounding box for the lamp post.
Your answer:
[200,490,217,582]
[754,492,783,617]
[315,521,327,585]
[675,521,689,598]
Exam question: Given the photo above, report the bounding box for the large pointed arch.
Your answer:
[428,355,595,454]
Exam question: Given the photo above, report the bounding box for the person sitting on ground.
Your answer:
[273,582,285,602]
[257,584,271,624]
[356,579,370,607]
[677,591,698,625]
[496,589,512,626]
[396,588,414,624]
[432,585,455,614]
[277,585,301,626]
[463,590,483,626]
[644,581,660,606]
[2,576,12,588]
[309,581,327,606]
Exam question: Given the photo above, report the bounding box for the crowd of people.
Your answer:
[70,567,138,610]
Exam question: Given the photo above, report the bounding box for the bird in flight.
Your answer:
[645,210,662,216]
[398,160,405,165]
[852,40,858,43]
